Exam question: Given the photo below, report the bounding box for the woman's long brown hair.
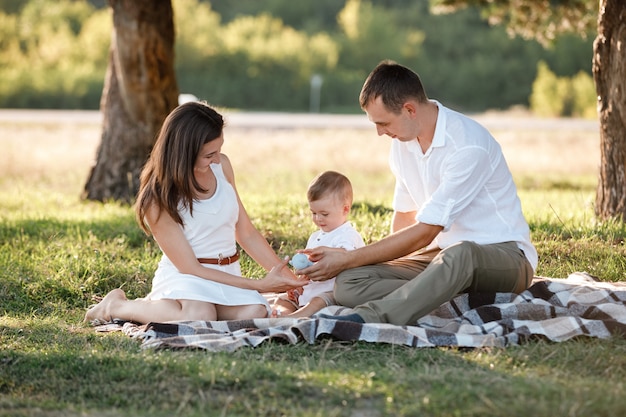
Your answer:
[134,101,224,235]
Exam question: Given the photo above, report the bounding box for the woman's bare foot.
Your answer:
[84,288,127,324]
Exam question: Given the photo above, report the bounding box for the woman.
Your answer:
[85,102,300,324]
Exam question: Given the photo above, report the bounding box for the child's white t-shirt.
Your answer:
[298,222,365,306]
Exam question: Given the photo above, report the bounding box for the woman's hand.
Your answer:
[255,257,306,293]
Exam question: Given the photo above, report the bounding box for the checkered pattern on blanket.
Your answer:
[97,272,626,351]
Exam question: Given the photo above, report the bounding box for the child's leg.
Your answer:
[287,291,336,318]
[271,294,299,317]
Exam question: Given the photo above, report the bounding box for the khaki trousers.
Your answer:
[334,241,534,325]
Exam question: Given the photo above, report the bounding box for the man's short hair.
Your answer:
[359,60,429,113]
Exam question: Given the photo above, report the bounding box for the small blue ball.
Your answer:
[289,253,314,269]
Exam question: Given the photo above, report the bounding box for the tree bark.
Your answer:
[83,0,178,203]
[593,0,626,220]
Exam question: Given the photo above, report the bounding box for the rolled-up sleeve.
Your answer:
[385,101,537,268]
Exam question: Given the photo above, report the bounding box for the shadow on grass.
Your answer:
[529,216,626,243]
[0,215,148,248]
[0,215,156,315]
[4,320,624,417]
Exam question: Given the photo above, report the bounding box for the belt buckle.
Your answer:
[218,253,224,266]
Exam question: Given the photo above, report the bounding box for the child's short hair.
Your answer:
[307,171,353,205]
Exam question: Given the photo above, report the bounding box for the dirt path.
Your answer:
[0,109,599,132]
[0,109,600,180]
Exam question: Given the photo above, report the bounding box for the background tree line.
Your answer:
[0,0,595,115]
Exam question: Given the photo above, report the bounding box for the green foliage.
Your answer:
[208,0,345,33]
[571,70,597,119]
[337,0,413,71]
[0,0,595,113]
[530,61,567,117]
[181,13,339,110]
[0,0,24,14]
[0,0,110,108]
[432,0,597,45]
[173,0,342,110]
[530,61,596,118]
[401,3,545,111]
[543,33,595,77]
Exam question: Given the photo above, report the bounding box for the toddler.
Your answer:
[273,171,364,317]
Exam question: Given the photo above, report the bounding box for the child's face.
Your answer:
[309,194,349,233]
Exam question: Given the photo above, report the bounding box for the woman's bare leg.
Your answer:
[84,288,218,324]
[217,303,268,320]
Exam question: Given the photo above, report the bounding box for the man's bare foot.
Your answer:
[84,288,127,325]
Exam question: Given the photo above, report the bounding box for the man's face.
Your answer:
[364,96,418,142]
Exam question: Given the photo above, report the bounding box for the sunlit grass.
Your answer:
[1,113,624,417]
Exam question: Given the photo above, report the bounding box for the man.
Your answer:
[300,60,537,326]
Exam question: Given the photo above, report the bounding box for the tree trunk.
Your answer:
[593,0,626,220]
[83,0,178,203]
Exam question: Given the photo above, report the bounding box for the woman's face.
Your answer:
[194,135,224,173]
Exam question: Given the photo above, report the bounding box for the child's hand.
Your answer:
[287,287,303,302]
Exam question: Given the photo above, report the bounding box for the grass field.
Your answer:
[1,110,625,417]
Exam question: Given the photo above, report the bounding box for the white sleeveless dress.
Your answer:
[146,163,269,310]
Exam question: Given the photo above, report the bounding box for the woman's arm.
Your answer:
[146,203,257,289]
[146,199,298,293]
[221,155,299,283]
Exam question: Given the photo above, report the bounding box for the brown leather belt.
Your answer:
[197,250,240,265]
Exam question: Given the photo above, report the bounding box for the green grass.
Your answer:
[1,120,626,416]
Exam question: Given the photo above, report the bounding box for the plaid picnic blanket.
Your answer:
[97,272,626,351]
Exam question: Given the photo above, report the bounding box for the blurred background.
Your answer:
[0,0,595,117]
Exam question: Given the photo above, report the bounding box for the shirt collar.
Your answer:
[430,100,446,150]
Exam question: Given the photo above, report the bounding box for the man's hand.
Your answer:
[298,246,350,281]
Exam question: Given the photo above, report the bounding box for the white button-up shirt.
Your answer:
[389,101,538,270]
